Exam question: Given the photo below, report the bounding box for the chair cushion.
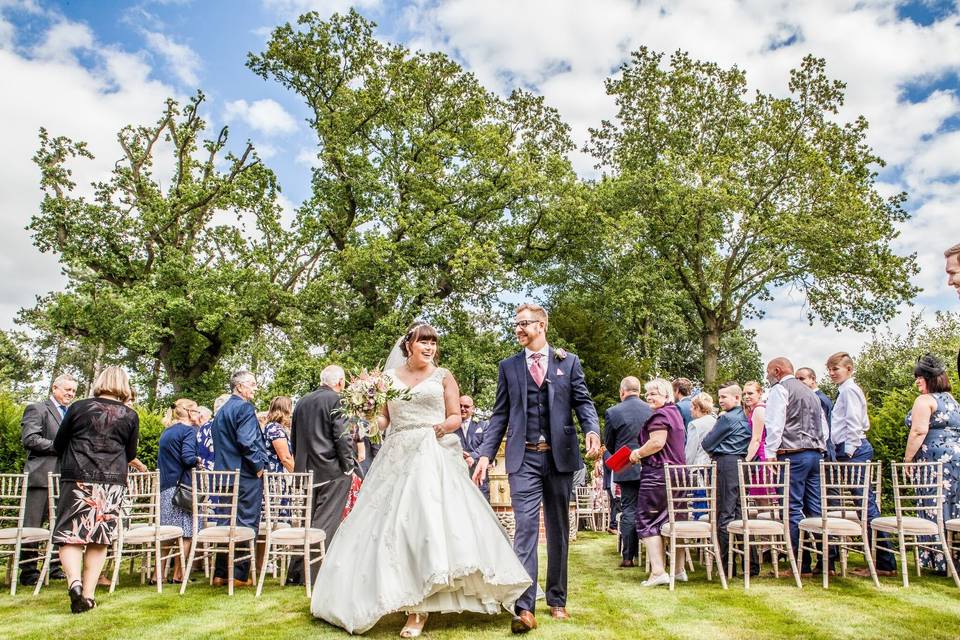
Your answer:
[660,520,712,538]
[269,527,326,545]
[0,527,49,543]
[122,525,183,543]
[945,518,960,532]
[258,521,291,535]
[727,519,787,535]
[871,516,939,535]
[799,517,864,536]
[195,526,256,543]
[826,510,863,522]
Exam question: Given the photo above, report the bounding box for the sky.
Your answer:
[1,0,959,380]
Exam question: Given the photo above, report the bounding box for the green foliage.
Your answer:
[583,49,919,387]
[247,10,583,367]
[132,406,165,470]
[26,93,300,401]
[0,393,26,476]
[0,330,37,399]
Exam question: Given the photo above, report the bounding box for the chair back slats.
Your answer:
[192,469,241,531]
[891,461,945,523]
[738,461,790,523]
[263,471,313,530]
[0,474,27,529]
[820,461,875,523]
[664,463,716,523]
[124,471,161,529]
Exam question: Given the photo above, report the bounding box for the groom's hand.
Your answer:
[585,432,601,460]
[472,456,490,486]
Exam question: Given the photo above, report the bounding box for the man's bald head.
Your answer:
[766,357,794,384]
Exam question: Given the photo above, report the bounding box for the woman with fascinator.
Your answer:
[904,353,960,573]
[310,322,530,637]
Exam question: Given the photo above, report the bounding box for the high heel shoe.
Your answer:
[399,612,428,638]
[68,581,92,614]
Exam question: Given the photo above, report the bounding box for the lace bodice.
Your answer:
[386,367,448,433]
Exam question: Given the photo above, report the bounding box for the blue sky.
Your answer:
[1,0,959,375]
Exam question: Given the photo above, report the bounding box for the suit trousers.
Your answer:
[835,440,896,571]
[715,454,744,568]
[287,473,352,584]
[782,450,822,571]
[19,487,52,579]
[214,475,263,582]
[618,480,641,561]
[508,449,573,614]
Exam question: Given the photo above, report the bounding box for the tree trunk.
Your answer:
[147,358,162,409]
[702,323,721,392]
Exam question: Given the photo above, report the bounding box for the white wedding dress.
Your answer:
[310,367,531,634]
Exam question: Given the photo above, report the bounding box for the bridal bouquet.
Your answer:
[339,367,410,444]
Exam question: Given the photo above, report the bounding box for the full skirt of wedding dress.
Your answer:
[310,427,531,634]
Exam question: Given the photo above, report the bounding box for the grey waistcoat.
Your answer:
[779,377,825,452]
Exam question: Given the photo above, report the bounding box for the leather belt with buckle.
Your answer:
[525,442,551,452]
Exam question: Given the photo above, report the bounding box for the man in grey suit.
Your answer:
[603,376,651,568]
[287,364,356,584]
[19,374,77,585]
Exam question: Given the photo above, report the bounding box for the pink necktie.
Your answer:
[530,353,545,387]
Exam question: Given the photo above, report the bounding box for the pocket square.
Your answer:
[555,368,564,376]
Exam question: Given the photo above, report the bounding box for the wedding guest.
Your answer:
[604,376,651,568]
[18,373,77,585]
[287,365,355,585]
[197,394,230,471]
[763,357,825,574]
[742,381,767,462]
[796,367,834,460]
[457,395,489,500]
[701,383,753,575]
[264,396,295,473]
[628,378,687,586]
[212,371,268,588]
[673,378,694,427]
[157,398,201,583]
[904,354,960,573]
[52,366,139,613]
[685,392,716,466]
[946,243,960,374]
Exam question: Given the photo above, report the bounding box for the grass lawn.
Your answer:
[2,532,959,639]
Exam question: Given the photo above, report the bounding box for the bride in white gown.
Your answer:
[310,323,531,637]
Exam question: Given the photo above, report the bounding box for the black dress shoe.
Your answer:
[284,577,305,586]
[618,560,636,568]
[19,574,39,587]
[50,568,66,580]
[69,583,93,614]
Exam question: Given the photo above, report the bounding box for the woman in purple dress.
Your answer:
[628,378,687,587]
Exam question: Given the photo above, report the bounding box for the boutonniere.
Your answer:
[554,348,568,361]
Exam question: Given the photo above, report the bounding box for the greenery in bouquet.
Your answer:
[339,367,411,443]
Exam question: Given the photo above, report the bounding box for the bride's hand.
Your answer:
[433,424,445,438]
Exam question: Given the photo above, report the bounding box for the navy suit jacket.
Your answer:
[481,348,600,474]
[603,395,651,483]
[457,418,487,460]
[213,394,268,479]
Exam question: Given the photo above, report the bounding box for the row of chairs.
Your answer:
[656,460,960,590]
[575,486,611,531]
[0,470,326,597]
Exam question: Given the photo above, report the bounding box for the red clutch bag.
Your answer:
[604,445,633,473]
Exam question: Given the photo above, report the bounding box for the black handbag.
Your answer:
[172,481,193,512]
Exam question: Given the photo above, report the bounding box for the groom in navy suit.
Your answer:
[474,303,600,634]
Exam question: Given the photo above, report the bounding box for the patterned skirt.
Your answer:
[53,481,125,545]
[159,486,194,538]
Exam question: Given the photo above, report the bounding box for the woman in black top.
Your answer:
[53,366,139,613]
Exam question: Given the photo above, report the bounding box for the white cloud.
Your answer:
[224,98,298,135]
[143,29,200,86]
[0,13,178,331]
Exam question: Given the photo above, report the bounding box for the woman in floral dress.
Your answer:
[904,354,960,573]
[53,366,139,613]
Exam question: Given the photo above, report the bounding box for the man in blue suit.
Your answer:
[212,370,269,587]
[474,303,600,634]
[603,376,651,568]
[457,395,490,500]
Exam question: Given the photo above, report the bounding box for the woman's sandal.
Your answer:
[399,613,428,638]
[68,581,93,614]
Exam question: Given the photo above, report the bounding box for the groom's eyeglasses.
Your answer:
[513,320,540,328]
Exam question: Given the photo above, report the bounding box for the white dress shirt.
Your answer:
[763,376,791,459]
[831,378,869,457]
[524,345,550,369]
